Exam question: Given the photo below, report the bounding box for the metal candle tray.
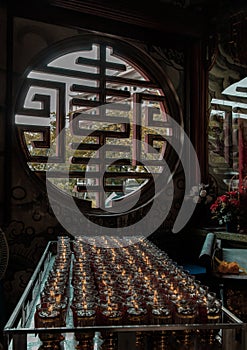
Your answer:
[3,241,247,350]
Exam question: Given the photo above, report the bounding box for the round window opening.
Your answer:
[15,36,181,212]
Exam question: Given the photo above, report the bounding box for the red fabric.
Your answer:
[238,119,247,231]
[239,118,247,193]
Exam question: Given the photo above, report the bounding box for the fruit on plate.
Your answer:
[217,260,240,274]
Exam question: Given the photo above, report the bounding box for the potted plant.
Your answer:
[210,191,240,232]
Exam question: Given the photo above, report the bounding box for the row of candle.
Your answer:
[70,236,222,328]
[33,235,222,332]
[35,236,71,330]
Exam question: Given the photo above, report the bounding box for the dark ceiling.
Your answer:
[2,0,247,42]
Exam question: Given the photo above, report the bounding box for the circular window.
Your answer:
[15,35,182,212]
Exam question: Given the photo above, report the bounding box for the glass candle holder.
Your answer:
[52,301,68,326]
[150,305,173,325]
[73,309,96,348]
[41,290,64,305]
[127,307,148,350]
[207,299,222,323]
[174,299,197,324]
[101,309,123,326]
[35,307,60,328]
[74,309,96,327]
[199,298,222,345]
[150,305,173,350]
[71,301,96,312]
[207,292,217,307]
[99,310,123,350]
[127,307,148,324]
[174,299,197,347]
[34,305,63,349]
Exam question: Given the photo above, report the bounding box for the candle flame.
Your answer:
[153,290,158,304]
[56,294,61,303]
[48,304,53,313]
[108,306,112,313]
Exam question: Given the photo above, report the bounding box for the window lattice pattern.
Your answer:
[15,41,174,209]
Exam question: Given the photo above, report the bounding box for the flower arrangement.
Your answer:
[210,191,240,226]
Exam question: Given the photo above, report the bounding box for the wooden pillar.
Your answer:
[186,38,209,184]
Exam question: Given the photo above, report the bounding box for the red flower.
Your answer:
[210,190,240,225]
[227,191,238,196]
[210,203,218,212]
[229,199,240,207]
[218,195,228,203]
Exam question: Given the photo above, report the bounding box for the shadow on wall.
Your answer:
[0,229,9,344]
